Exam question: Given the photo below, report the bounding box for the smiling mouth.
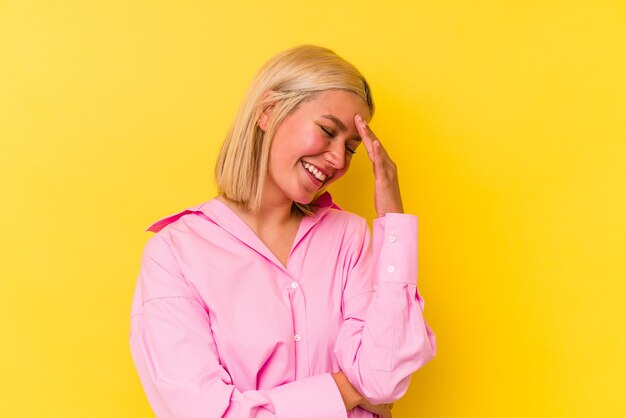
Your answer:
[301,161,328,182]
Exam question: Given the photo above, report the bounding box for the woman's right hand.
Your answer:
[332,371,393,417]
[332,371,363,410]
[360,398,393,418]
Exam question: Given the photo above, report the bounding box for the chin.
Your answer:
[292,190,324,206]
[292,196,315,205]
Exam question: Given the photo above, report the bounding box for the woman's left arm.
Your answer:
[332,116,437,405]
[354,114,403,218]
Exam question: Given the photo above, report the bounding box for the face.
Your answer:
[262,89,371,206]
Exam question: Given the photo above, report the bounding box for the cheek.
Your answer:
[282,132,323,158]
[304,133,329,152]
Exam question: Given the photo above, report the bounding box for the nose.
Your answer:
[325,140,346,170]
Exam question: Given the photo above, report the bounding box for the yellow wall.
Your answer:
[1,1,624,417]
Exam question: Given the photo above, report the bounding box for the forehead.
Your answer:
[300,89,371,121]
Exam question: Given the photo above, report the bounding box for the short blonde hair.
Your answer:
[215,45,374,215]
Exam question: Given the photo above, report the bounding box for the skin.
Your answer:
[218,89,403,416]
[262,89,370,212]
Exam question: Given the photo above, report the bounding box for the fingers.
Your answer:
[355,114,397,176]
[359,398,394,417]
[372,139,383,172]
[378,404,391,418]
[355,114,391,155]
[355,114,385,176]
[354,114,377,161]
[354,113,404,217]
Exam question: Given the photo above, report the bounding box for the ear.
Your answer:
[258,90,276,132]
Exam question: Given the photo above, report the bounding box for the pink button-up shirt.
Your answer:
[130,192,436,418]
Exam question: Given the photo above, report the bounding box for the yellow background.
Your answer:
[1,1,625,416]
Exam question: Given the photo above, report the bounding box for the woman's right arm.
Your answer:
[130,236,348,418]
[331,371,393,418]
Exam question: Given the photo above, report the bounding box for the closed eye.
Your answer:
[319,124,357,154]
[346,140,360,155]
[320,125,335,137]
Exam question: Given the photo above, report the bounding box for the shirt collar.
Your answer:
[146,191,340,273]
[147,191,339,232]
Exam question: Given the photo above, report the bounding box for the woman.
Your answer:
[130,45,436,418]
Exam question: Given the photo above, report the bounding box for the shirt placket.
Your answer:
[283,269,310,379]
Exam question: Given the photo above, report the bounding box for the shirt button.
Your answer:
[388,234,397,243]
[387,265,396,273]
[294,334,302,342]
[291,281,299,289]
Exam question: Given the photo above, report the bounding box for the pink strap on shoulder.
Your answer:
[146,210,200,233]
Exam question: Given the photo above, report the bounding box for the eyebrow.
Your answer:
[321,114,347,131]
[321,114,361,141]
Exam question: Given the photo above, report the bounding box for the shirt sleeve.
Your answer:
[333,213,437,405]
[130,235,347,418]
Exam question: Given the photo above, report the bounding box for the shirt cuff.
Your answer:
[373,213,418,285]
[268,373,347,418]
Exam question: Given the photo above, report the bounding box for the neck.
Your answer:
[217,193,297,233]
[217,190,303,268]
[255,195,296,228]
[252,177,301,228]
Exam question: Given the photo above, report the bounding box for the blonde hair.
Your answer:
[215,45,374,215]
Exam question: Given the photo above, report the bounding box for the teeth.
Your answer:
[302,161,327,182]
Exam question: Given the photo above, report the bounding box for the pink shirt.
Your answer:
[130,192,436,418]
